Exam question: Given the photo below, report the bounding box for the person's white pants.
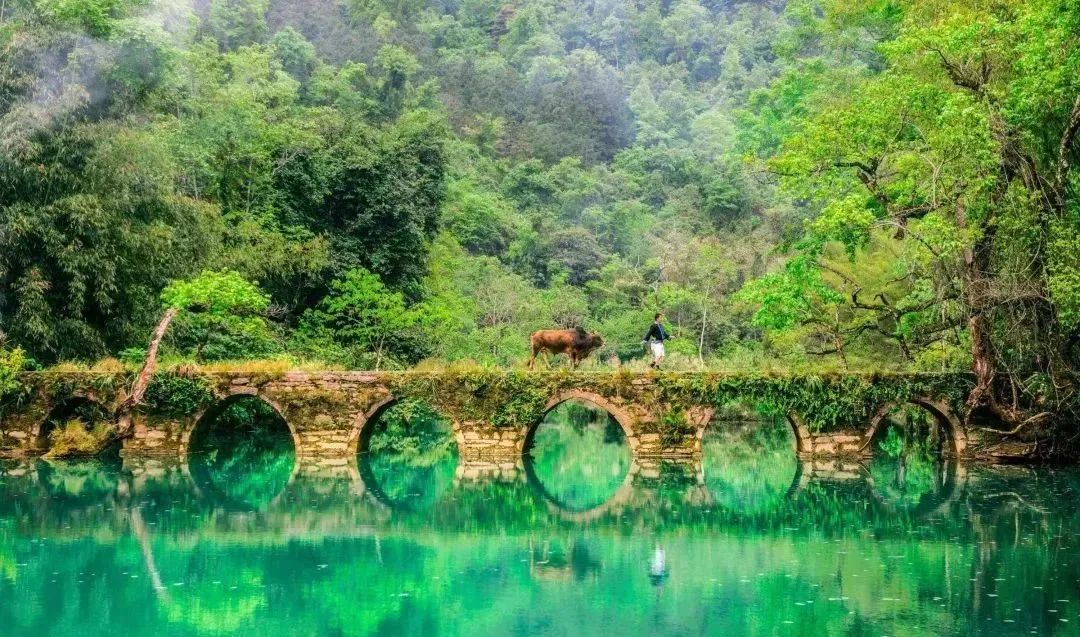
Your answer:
[650,342,665,359]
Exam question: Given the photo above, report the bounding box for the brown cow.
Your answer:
[528,328,604,369]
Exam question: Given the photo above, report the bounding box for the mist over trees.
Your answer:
[0,0,1078,424]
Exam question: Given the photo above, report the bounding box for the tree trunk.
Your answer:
[959,199,999,420]
[698,297,708,365]
[833,312,848,370]
[965,311,995,412]
[116,307,178,437]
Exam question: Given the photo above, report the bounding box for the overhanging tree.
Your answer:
[757,0,1080,432]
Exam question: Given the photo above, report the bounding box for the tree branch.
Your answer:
[930,48,990,97]
[975,411,1052,436]
[1058,92,1080,196]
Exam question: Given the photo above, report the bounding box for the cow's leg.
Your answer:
[529,344,539,369]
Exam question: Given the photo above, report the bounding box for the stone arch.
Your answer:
[786,413,813,455]
[182,390,300,458]
[348,394,461,513]
[692,401,806,457]
[346,393,461,456]
[695,411,804,514]
[527,390,640,454]
[861,397,967,457]
[33,394,112,452]
[346,394,398,456]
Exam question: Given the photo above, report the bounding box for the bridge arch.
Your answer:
[527,390,639,453]
[696,411,804,513]
[34,394,112,453]
[182,390,301,458]
[698,408,810,457]
[349,395,459,513]
[346,394,461,456]
[861,397,967,457]
[346,394,398,455]
[785,413,813,455]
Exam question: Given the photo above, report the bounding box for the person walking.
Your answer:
[643,312,670,369]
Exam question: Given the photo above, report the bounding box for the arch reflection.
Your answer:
[863,404,962,515]
[867,457,964,517]
[869,403,947,458]
[524,400,632,514]
[357,400,457,512]
[187,395,295,511]
[702,416,799,515]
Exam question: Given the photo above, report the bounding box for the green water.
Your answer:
[2,409,1080,636]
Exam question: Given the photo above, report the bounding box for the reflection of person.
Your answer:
[648,544,667,587]
[643,313,671,369]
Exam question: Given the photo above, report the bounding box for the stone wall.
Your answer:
[1,370,976,461]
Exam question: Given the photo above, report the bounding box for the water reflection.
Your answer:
[529,538,604,582]
[37,457,122,501]
[187,396,295,511]
[1,455,1080,636]
[867,456,965,517]
[860,406,962,515]
[701,418,799,515]
[358,400,457,511]
[525,400,633,512]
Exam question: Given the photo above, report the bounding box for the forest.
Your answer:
[1,0,1078,428]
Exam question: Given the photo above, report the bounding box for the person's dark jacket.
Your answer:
[644,322,669,343]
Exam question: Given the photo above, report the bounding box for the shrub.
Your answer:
[45,419,117,458]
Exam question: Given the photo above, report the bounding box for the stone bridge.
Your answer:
[0,369,987,461]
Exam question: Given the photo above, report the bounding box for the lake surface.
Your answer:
[2,405,1080,636]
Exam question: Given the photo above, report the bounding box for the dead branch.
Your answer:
[115,307,178,436]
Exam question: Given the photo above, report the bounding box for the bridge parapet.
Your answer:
[1,369,978,460]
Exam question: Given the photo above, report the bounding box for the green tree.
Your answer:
[319,112,449,295]
[748,0,1080,424]
[294,268,424,370]
[0,125,221,362]
[206,0,270,50]
[160,270,278,362]
[0,345,27,416]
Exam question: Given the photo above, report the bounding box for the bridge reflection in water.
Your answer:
[6,383,1080,637]
[2,449,973,529]
[3,439,1077,636]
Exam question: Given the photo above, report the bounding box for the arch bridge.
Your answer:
[0,370,982,463]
